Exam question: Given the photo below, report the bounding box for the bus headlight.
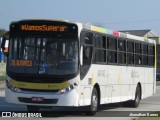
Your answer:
[6,80,19,92]
[59,82,79,94]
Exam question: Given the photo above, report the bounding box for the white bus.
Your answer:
[2,20,156,115]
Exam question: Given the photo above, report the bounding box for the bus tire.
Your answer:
[27,105,40,111]
[86,88,98,116]
[131,85,141,108]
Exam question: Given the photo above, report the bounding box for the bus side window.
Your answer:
[142,44,148,66]
[148,45,154,67]
[118,39,126,65]
[83,46,92,66]
[95,34,106,63]
[127,40,134,65]
[135,42,142,66]
[107,37,117,64]
[81,31,93,45]
[80,31,93,80]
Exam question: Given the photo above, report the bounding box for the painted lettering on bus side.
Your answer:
[97,70,106,77]
[131,70,140,78]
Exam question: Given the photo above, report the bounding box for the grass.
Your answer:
[0,63,6,81]
[137,117,160,120]
[137,112,160,120]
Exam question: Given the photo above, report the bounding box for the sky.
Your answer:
[0,0,160,35]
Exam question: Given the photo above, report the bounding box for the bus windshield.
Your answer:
[8,37,79,76]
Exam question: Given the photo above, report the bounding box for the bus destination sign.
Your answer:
[21,24,68,32]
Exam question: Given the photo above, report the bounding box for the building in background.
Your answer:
[121,29,160,81]
[120,29,157,38]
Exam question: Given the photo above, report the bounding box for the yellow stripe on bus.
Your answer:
[10,80,70,90]
[91,26,107,34]
[155,43,157,69]
[118,73,120,84]
[92,72,95,85]
[148,74,150,83]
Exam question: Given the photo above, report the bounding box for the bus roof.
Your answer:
[10,19,155,44]
[80,23,155,44]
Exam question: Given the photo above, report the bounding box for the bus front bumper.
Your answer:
[5,87,79,107]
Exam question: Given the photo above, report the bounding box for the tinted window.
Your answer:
[119,52,126,64]
[118,39,126,51]
[135,54,142,65]
[95,35,106,49]
[148,45,154,55]
[95,50,106,63]
[149,56,154,66]
[143,55,148,66]
[143,44,148,55]
[127,41,134,53]
[127,53,134,65]
[80,31,93,79]
[81,31,93,45]
[108,51,117,64]
[135,43,142,54]
[108,37,117,50]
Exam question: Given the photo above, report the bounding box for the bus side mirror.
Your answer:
[80,45,83,66]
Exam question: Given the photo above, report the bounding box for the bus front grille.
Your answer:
[20,88,59,92]
[18,97,58,104]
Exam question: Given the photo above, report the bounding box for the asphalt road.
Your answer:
[0,86,160,120]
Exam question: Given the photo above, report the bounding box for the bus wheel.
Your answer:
[27,105,40,111]
[131,85,141,108]
[86,88,98,116]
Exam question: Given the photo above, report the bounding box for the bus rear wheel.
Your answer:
[27,105,40,111]
[132,85,141,108]
[86,88,98,116]
[123,85,141,108]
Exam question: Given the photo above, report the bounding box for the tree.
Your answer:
[0,28,8,37]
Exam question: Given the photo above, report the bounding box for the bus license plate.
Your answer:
[32,97,44,102]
